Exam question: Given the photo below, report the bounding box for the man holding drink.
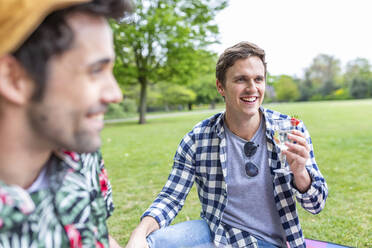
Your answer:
[127,41,328,248]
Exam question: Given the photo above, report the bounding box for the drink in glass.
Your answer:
[273,119,294,172]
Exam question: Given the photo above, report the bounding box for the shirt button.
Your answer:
[223,190,227,197]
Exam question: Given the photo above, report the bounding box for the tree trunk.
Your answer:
[210,100,216,109]
[139,78,147,124]
[188,103,193,111]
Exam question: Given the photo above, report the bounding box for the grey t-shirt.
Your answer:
[221,119,286,247]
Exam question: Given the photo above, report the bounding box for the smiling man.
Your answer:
[0,0,132,247]
[127,42,328,248]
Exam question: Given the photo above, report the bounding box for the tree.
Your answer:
[191,73,221,109]
[298,71,314,101]
[187,51,221,109]
[344,58,372,98]
[273,75,300,102]
[112,0,227,124]
[161,84,196,108]
[350,78,369,99]
[301,54,341,98]
[344,58,371,85]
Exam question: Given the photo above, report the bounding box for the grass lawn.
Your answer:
[102,99,372,247]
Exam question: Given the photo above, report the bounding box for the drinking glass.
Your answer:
[273,119,294,173]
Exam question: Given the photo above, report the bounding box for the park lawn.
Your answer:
[102,99,372,247]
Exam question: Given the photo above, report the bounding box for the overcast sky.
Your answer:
[213,0,372,77]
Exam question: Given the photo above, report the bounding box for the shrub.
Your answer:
[105,99,137,120]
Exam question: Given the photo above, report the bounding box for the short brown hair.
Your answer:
[216,41,266,86]
[12,0,133,101]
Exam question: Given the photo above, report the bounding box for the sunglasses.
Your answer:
[243,141,259,177]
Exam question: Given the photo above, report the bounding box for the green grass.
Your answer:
[102,99,372,247]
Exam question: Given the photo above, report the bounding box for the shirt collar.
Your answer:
[214,106,276,138]
[261,106,274,132]
[53,150,82,171]
[214,111,226,138]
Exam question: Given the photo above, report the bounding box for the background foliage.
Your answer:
[111,0,227,123]
[107,1,372,122]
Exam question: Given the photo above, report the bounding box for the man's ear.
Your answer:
[216,79,225,97]
[0,55,34,105]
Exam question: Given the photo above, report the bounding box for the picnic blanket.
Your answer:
[305,238,353,248]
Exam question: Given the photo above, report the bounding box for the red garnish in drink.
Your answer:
[290,117,300,127]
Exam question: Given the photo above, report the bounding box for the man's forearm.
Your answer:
[125,216,160,248]
[135,216,160,236]
[293,168,311,193]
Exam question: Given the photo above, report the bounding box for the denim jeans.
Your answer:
[146,220,214,248]
[146,219,281,248]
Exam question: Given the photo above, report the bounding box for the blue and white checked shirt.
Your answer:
[143,107,328,248]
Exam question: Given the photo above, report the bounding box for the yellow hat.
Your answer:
[0,0,91,56]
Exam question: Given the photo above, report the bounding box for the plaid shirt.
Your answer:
[143,107,328,248]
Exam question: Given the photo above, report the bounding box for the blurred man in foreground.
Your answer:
[127,42,328,248]
[0,0,132,246]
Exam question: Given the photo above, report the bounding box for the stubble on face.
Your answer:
[27,103,102,153]
[26,13,116,153]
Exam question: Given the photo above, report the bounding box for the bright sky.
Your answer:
[213,0,372,77]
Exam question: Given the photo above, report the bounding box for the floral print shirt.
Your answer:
[0,150,114,248]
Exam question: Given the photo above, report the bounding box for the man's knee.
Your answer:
[147,220,214,248]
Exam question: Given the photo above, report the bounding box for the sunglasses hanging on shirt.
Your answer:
[243,141,259,177]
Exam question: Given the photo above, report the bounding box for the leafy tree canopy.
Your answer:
[112,0,228,123]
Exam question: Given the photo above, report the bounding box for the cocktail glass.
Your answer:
[273,119,294,173]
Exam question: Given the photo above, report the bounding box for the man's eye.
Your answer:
[256,77,264,83]
[90,67,103,74]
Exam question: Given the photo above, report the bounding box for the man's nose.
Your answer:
[101,74,123,104]
[245,79,257,91]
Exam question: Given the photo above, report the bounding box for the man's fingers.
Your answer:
[285,142,310,158]
[287,132,309,152]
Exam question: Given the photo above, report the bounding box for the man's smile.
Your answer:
[240,96,259,103]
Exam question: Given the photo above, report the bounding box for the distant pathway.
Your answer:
[104,108,224,124]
